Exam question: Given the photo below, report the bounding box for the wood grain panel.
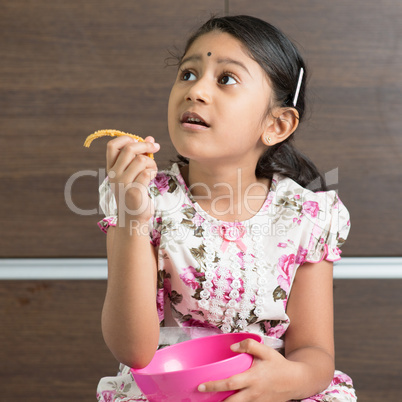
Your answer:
[229,0,402,257]
[333,279,402,400]
[0,279,400,400]
[0,0,224,257]
[0,280,113,401]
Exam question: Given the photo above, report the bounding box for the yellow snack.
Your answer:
[84,129,153,158]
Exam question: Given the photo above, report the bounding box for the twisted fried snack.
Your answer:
[84,129,153,158]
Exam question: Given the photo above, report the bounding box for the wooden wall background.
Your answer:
[1,1,401,401]
[0,0,401,258]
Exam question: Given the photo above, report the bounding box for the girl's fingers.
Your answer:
[106,136,136,172]
[230,338,272,360]
[112,140,159,173]
[123,155,157,185]
[222,387,259,402]
[198,340,275,394]
[106,136,160,173]
[144,136,155,143]
[198,370,249,394]
[135,168,158,189]
[119,167,156,217]
[109,143,159,176]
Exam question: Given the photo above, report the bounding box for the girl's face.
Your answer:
[168,31,273,166]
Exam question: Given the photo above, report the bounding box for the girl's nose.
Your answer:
[185,78,212,104]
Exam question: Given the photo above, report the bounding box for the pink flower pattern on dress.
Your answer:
[264,321,287,339]
[180,265,204,290]
[302,200,320,217]
[156,288,164,322]
[157,277,171,324]
[296,245,308,265]
[192,213,205,227]
[152,173,170,195]
[331,372,354,387]
[277,254,296,294]
[182,318,218,329]
[150,228,161,247]
[100,390,115,402]
[302,395,325,402]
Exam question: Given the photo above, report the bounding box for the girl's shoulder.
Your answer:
[272,173,345,214]
[272,174,351,262]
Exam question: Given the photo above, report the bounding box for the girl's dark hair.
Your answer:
[176,15,326,191]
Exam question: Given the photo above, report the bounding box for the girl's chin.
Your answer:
[170,139,208,158]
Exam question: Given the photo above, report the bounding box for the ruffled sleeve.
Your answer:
[98,177,118,233]
[97,177,162,248]
[304,191,351,263]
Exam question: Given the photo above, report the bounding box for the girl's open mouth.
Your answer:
[181,111,210,128]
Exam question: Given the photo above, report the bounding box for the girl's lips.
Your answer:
[180,111,210,129]
[181,121,209,131]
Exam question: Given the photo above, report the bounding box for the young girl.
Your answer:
[96,15,357,402]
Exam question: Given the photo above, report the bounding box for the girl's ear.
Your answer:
[261,107,299,146]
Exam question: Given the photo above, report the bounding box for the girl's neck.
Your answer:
[180,160,270,222]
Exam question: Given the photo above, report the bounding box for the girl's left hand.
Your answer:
[198,338,295,402]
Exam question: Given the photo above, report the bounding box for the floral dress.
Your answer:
[96,163,357,402]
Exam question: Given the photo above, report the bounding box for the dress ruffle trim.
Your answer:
[98,216,117,233]
[303,191,350,265]
[305,243,343,264]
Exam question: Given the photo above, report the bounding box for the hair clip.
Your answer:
[292,67,304,107]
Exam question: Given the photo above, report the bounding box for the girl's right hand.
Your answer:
[106,135,160,226]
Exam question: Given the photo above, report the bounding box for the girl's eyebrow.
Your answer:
[179,54,251,76]
[179,54,202,68]
[216,57,251,76]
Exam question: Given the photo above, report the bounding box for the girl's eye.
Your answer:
[181,71,196,81]
[219,74,237,85]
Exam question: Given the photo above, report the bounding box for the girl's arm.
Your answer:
[101,225,160,369]
[283,259,335,398]
[101,136,161,369]
[198,259,335,401]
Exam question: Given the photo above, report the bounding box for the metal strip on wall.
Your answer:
[0,258,401,280]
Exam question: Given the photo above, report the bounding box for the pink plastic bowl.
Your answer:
[131,332,263,402]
